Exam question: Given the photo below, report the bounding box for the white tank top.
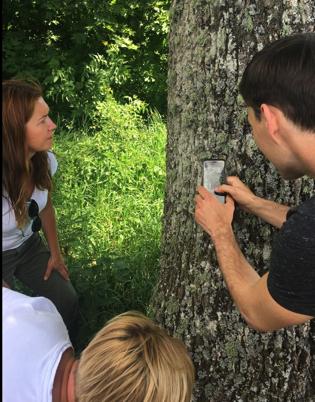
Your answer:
[3,288,72,402]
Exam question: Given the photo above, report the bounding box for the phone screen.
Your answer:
[203,160,226,203]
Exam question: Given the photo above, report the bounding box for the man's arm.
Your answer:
[212,227,311,331]
[216,176,289,228]
[194,186,312,331]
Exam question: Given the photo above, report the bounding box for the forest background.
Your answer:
[3,0,170,349]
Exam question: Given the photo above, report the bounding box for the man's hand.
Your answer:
[215,176,257,213]
[216,176,289,228]
[194,186,235,240]
[44,254,70,281]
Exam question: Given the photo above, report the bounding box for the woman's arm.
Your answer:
[40,194,69,281]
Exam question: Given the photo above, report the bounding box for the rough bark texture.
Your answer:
[151,1,315,401]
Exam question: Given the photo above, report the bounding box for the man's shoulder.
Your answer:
[285,195,315,223]
[297,195,315,215]
[268,195,315,317]
[3,288,72,402]
[274,194,315,261]
[3,288,58,314]
[3,288,72,365]
[2,288,69,338]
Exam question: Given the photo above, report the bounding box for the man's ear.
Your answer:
[260,104,281,144]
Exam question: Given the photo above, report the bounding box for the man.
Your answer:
[3,286,194,402]
[194,33,315,332]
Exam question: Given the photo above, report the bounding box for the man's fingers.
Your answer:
[196,185,211,198]
[215,184,234,195]
[225,195,235,210]
[196,186,217,200]
[194,194,201,203]
[226,176,242,185]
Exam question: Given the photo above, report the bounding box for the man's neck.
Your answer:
[295,132,315,178]
[53,347,77,402]
[280,119,315,178]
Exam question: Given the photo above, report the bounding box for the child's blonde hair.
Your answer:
[76,311,194,402]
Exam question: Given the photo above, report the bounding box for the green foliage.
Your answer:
[46,54,113,129]
[3,0,169,350]
[52,97,166,349]
[3,0,170,119]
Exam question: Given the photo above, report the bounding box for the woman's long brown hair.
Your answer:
[2,79,52,227]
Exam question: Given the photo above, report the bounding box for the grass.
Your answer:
[51,101,166,349]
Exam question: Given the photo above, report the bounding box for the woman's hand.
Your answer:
[44,254,69,281]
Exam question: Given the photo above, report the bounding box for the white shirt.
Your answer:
[2,151,58,251]
[2,288,72,402]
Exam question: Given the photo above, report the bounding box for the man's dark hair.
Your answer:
[240,32,315,131]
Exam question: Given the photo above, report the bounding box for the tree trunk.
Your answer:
[151,1,315,401]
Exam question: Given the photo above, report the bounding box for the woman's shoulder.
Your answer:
[47,150,58,176]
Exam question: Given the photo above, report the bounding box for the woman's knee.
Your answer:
[56,282,79,324]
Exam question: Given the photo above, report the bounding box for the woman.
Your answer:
[2,79,78,336]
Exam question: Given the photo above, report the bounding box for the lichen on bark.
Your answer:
[151,1,315,401]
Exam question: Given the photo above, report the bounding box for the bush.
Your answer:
[3,0,170,118]
[52,98,166,349]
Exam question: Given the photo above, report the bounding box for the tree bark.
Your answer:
[151,1,315,401]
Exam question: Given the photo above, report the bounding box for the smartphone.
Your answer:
[203,160,226,203]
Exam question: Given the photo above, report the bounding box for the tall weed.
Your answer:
[52,99,166,349]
